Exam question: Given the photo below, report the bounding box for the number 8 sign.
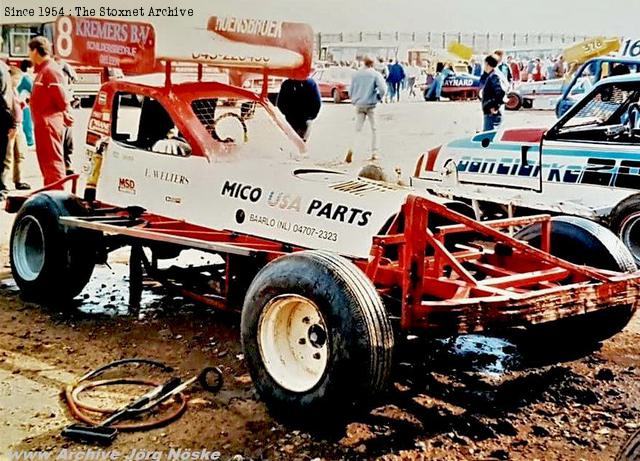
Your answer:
[56,16,73,58]
[53,16,156,73]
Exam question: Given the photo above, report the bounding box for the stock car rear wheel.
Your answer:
[505,92,522,111]
[515,216,636,346]
[10,192,98,306]
[241,250,394,420]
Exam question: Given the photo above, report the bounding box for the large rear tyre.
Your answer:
[10,192,98,306]
[241,250,394,420]
[515,216,636,346]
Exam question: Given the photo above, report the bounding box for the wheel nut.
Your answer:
[302,316,310,324]
[313,352,321,360]
[298,338,306,345]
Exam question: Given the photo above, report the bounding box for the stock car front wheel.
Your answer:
[610,194,640,265]
[505,92,522,111]
[515,216,636,347]
[241,250,394,421]
[10,192,98,306]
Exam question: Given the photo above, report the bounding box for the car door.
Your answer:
[97,91,206,215]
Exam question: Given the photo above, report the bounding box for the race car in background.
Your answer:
[312,66,354,103]
[505,36,621,112]
[423,72,481,101]
[506,57,640,113]
[413,73,640,264]
[410,50,481,101]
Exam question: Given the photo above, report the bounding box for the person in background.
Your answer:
[0,36,15,199]
[384,59,394,102]
[375,57,387,76]
[276,76,322,142]
[28,36,74,189]
[345,56,386,163]
[426,63,454,101]
[526,58,536,81]
[480,54,506,132]
[508,56,520,86]
[553,55,566,79]
[18,60,34,147]
[494,50,512,85]
[544,56,555,80]
[0,93,15,199]
[405,61,421,98]
[531,58,543,81]
[471,58,483,77]
[6,67,30,190]
[520,59,529,82]
[387,60,405,103]
[55,56,77,174]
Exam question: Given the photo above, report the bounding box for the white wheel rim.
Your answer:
[12,216,46,282]
[620,211,640,264]
[258,294,329,393]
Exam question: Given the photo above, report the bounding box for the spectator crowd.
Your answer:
[0,35,76,199]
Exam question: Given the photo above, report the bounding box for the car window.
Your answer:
[562,84,635,129]
[113,92,192,157]
[191,97,300,160]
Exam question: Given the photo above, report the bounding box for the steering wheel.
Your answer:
[209,113,248,144]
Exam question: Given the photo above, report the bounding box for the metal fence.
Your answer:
[316,31,590,58]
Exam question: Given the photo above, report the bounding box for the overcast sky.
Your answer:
[2,0,637,36]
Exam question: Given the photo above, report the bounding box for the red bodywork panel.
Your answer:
[206,16,313,81]
[54,17,157,73]
[500,128,547,143]
[85,79,305,157]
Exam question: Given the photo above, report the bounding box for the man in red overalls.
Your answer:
[28,36,73,189]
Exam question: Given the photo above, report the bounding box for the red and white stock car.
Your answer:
[6,16,640,419]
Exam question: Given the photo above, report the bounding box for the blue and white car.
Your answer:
[412,73,640,262]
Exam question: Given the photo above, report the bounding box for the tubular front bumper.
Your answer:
[417,277,639,335]
[364,194,640,335]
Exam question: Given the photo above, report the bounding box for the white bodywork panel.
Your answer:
[96,143,417,259]
[414,133,640,220]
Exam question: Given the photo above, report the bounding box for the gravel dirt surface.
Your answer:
[0,97,639,460]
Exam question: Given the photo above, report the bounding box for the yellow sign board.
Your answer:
[447,42,474,61]
[563,36,621,64]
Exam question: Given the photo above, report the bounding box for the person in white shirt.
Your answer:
[405,62,421,98]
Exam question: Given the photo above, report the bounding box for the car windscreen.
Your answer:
[191,97,300,160]
[560,83,639,130]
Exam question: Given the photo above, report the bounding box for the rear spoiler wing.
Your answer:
[54,15,313,89]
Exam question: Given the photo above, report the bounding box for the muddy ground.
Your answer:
[0,263,638,461]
